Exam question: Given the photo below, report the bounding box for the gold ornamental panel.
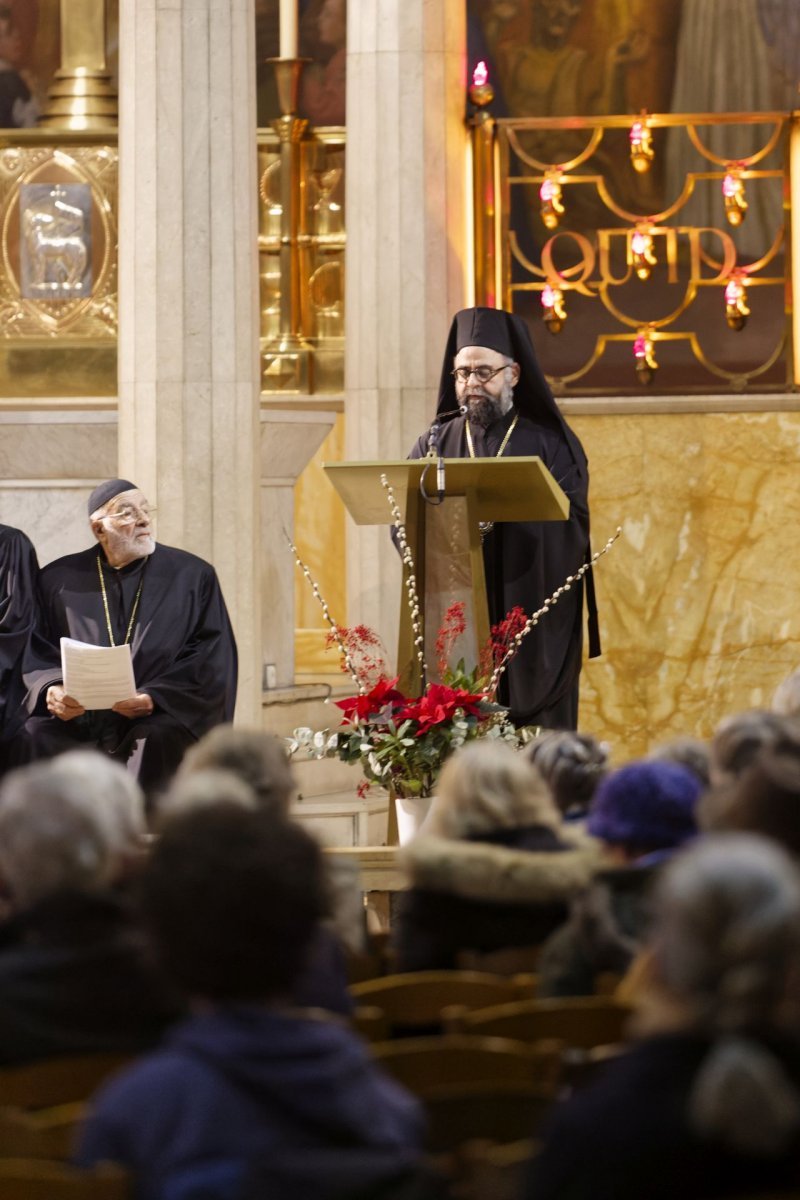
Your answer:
[0,134,117,397]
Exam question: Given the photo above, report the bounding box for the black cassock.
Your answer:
[0,525,40,765]
[409,408,592,729]
[23,543,238,794]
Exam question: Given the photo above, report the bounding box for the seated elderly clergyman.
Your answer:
[21,479,237,796]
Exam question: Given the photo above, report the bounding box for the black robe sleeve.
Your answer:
[0,526,40,741]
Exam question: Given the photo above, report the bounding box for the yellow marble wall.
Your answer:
[572,410,800,761]
[294,414,347,674]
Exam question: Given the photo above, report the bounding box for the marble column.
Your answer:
[344,0,468,646]
[116,0,262,724]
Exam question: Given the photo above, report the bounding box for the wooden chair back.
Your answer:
[352,1005,391,1042]
[423,1081,554,1153]
[0,1102,85,1159]
[451,996,631,1050]
[593,971,624,996]
[456,945,541,977]
[0,1054,132,1109]
[0,1159,129,1199]
[448,1138,537,1200]
[370,1034,563,1096]
[350,970,536,1031]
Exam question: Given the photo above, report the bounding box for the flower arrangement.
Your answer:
[290,604,529,799]
[288,473,619,800]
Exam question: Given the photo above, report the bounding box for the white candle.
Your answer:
[279,0,298,59]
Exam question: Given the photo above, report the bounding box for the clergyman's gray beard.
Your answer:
[467,395,501,429]
[467,379,514,430]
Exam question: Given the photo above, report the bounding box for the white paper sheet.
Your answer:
[60,637,137,710]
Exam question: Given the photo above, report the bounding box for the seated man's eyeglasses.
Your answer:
[451,365,508,384]
[103,506,156,526]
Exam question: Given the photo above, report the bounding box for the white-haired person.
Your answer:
[526,834,800,1200]
[0,752,179,1064]
[392,739,598,972]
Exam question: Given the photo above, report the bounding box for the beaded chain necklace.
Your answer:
[96,553,146,647]
[465,411,519,540]
[465,411,519,460]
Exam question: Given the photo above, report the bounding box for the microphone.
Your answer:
[420,406,466,504]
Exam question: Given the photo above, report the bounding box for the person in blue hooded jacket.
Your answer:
[75,803,427,1200]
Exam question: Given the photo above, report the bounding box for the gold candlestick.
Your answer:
[38,0,117,130]
[262,57,314,392]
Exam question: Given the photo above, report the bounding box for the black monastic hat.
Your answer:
[88,479,138,516]
[435,306,586,467]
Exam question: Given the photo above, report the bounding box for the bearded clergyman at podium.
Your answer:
[406,306,599,731]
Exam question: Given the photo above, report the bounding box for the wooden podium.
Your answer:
[324,457,569,695]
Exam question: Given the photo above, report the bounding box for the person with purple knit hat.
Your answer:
[407,306,598,730]
[21,480,237,799]
[537,759,702,996]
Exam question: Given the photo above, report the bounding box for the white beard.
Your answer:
[107,527,156,562]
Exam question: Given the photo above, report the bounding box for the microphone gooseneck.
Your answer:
[420,405,467,504]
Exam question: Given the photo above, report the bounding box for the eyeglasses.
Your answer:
[103,505,156,526]
[451,364,508,385]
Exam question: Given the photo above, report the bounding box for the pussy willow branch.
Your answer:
[380,473,427,675]
[486,528,622,700]
[285,533,365,693]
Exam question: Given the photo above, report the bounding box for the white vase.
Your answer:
[394,792,434,846]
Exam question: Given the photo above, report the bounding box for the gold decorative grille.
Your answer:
[472,109,799,396]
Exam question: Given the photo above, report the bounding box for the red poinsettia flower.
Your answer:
[335,676,406,722]
[399,682,486,736]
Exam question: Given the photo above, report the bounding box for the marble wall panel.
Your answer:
[572,410,800,761]
[0,413,116,481]
[0,486,102,566]
[0,412,117,565]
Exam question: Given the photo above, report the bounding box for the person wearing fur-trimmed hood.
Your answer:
[392,740,600,973]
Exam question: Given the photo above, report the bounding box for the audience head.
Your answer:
[159,768,259,822]
[178,725,296,818]
[425,739,559,839]
[648,736,711,791]
[772,667,800,718]
[138,803,327,1003]
[708,709,791,788]
[699,741,800,858]
[648,834,800,1154]
[587,760,700,862]
[0,752,146,909]
[525,729,609,817]
[652,833,800,1030]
